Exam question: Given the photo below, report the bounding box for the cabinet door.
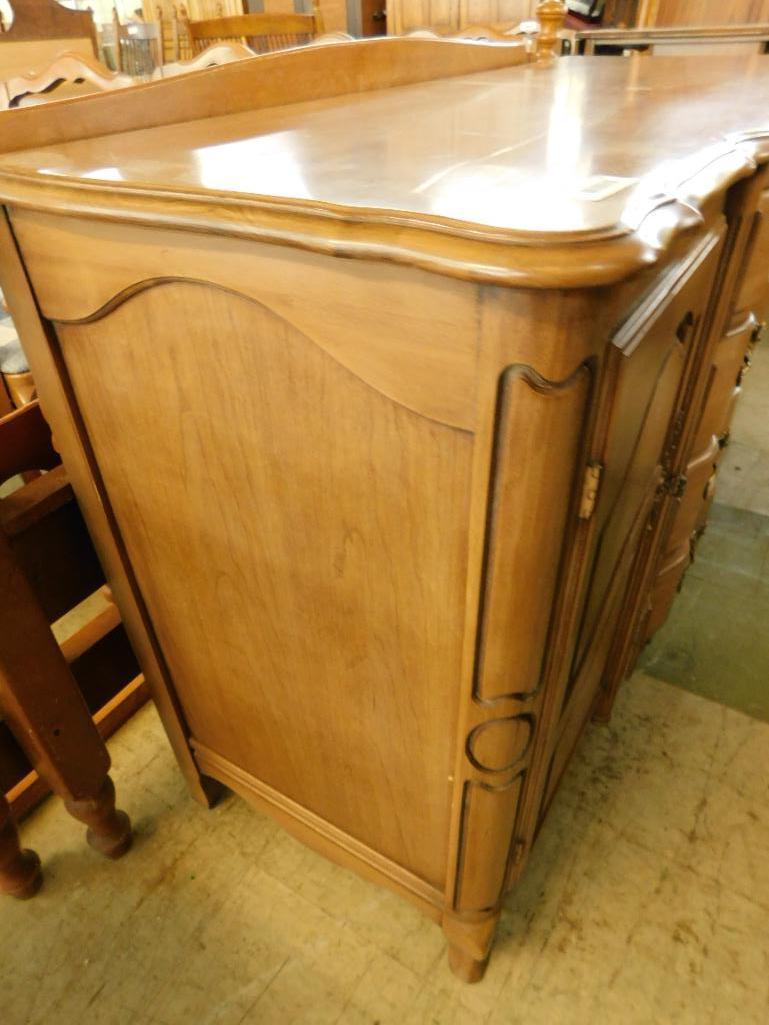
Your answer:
[539,230,724,816]
[571,231,723,687]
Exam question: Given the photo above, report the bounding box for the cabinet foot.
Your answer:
[592,685,616,725]
[0,794,43,899]
[447,944,489,983]
[442,909,499,983]
[64,775,132,859]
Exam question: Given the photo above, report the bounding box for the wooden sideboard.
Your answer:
[387,0,536,35]
[0,39,768,981]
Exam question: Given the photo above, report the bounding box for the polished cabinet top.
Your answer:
[2,40,769,285]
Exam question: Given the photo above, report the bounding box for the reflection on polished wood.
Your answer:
[0,38,768,978]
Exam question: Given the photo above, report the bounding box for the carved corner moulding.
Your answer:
[472,359,596,705]
[448,355,598,956]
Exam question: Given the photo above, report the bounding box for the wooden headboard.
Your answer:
[0,0,97,79]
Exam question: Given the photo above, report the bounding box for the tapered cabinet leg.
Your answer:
[591,689,614,725]
[0,531,132,859]
[0,792,42,899]
[442,910,499,983]
[447,944,490,984]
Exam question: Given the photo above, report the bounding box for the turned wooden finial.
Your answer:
[536,0,566,61]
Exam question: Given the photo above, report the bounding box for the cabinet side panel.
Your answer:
[55,279,473,888]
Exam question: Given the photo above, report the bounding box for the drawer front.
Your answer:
[664,435,720,558]
[692,316,755,452]
[644,543,691,642]
[645,436,720,645]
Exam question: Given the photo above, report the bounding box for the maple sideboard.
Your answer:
[0,40,767,981]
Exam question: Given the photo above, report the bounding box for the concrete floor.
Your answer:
[713,342,769,516]
[641,503,769,721]
[642,345,769,720]
[3,673,769,1025]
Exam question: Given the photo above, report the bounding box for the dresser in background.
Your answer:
[0,40,767,980]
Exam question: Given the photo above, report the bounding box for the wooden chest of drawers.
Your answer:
[0,40,767,980]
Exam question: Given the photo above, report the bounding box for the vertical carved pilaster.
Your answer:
[443,360,594,981]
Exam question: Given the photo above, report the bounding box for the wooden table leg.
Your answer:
[0,791,42,898]
[0,530,132,868]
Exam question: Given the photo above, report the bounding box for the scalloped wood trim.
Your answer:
[3,52,133,111]
[152,42,255,79]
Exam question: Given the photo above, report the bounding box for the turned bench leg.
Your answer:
[0,792,42,899]
[0,531,132,879]
[64,775,132,859]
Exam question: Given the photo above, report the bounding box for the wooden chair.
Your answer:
[176,5,325,57]
[0,400,146,898]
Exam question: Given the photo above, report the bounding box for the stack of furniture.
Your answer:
[388,0,537,35]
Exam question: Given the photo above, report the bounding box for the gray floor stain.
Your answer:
[641,502,769,723]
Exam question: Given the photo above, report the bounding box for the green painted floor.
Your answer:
[641,501,769,723]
